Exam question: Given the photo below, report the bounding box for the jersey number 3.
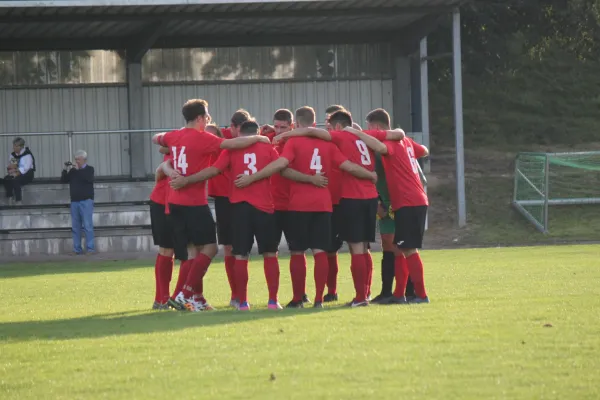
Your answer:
[244,153,257,175]
[171,146,188,175]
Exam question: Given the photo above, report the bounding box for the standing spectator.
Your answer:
[61,150,95,255]
[3,137,36,205]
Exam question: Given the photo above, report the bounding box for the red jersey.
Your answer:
[208,127,233,198]
[149,154,170,205]
[280,137,348,212]
[378,135,429,209]
[212,142,279,213]
[270,141,290,211]
[158,128,223,206]
[330,130,387,200]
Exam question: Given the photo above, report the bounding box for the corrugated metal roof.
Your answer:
[0,0,464,50]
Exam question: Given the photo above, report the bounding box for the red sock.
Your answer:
[263,256,280,302]
[393,255,409,298]
[172,259,192,298]
[364,252,373,298]
[350,254,367,302]
[289,254,307,302]
[406,253,427,298]
[326,253,338,295]
[157,254,174,304]
[181,254,211,298]
[154,255,162,303]
[313,252,329,303]
[224,255,237,300]
[235,259,249,303]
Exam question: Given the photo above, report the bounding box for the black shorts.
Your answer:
[168,204,216,260]
[274,210,291,248]
[149,200,174,249]
[394,205,428,249]
[231,202,279,256]
[327,204,343,253]
[286,211,331,252]
[213,196,233,246]
[338,197,378,243]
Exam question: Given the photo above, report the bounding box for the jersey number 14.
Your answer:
[171,146,188,175]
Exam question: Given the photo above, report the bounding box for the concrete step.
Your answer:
[0,204,150,230]
[0,181,155,206]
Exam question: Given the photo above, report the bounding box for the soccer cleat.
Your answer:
[152,301,169,310]
[286,300,304,309]
[229,299,240,309]
[346,299,369,308]
[168,293,187,311]
[409,296,430,304]
[370,293,393,304]
[194,295,216,311]
[323,293,338,302]
[381,296,408,305]
[238,301,250,311]
[405,295,417,302]
[268,300,283,310]
[366,294,372,302]
[302,294,312,304]
[313,301,324,309]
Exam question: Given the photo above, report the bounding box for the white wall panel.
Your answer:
[143,79,393,172]
[0,86,129,178]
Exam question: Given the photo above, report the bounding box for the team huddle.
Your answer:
[148,99,430,312]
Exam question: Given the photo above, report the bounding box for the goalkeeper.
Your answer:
[371,153,415,303]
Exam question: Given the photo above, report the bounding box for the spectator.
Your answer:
[2,137,35,205]
[61,150,95,255]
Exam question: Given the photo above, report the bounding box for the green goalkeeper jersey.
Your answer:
[375,153,391,205]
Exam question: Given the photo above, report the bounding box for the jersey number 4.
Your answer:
[310,148,322,174]
[244,153,257,175]
[171,146,188,175]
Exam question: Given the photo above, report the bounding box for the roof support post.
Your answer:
[410,37,431,173]
[452,8,467,227]
[126,60,146,179]
[392,50,412,132]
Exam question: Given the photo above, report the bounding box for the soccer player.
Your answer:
[236,106,377,308]
[346,108,430,304]
[208,110,251,308]
[149,146,176,310]
[370,152,416,303]
[275,110,404,307]
[152,99,269,312]
[172,120,282,310]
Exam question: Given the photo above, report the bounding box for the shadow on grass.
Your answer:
[0,260,153,280]
[0,306,347,343]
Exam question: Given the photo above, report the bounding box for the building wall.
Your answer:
[142,79,394,173]
[0,86,129,178]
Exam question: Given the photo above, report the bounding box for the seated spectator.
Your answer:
[2,137,35,205]
[61,150,95,255]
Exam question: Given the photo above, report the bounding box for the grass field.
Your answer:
[1,246,599,399]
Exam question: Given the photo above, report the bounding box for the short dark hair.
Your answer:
[182,99,208,123]
[205,124,223,138]
[295,106,316,127]
[12,137,25,147]
[239,120,259,135]
[328,110,353,129]
[366,108,391,129]
[273,109,293,124]
[325,105,346,115]
[231,109,251,127]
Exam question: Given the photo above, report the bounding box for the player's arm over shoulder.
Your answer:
[220,134,270,150]
[409,138,429,158]
[275,127,331,143]
[152,130,174,146]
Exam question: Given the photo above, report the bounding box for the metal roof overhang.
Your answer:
[0,0,463,54]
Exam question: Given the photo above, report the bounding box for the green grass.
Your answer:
[1,247,600,399]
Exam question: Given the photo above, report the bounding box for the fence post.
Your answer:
[513,154,519,204]
[67,131,73,160]
[543,153,550,233]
